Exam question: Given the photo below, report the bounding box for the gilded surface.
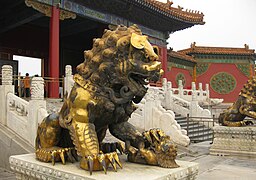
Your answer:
[25,0,76,20]
[219,77,256,126]
[35,25,178,174]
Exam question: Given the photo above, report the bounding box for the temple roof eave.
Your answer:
[134,0,205,25]
[168,50,196,64]
[72,0,205,33]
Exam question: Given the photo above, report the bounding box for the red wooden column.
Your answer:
[161,46,168,78]
[49,5,60,98]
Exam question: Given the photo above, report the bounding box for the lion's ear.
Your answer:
[131,33,147,49]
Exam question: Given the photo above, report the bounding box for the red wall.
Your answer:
[197,63,248,102]
[166,67,193,88]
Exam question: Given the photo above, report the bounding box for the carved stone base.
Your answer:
[10,154,199,180]
[210,126,256,157]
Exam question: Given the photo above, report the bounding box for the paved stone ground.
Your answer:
[0,167,15,180]
[177,141,256,180]
[1,141,256,179]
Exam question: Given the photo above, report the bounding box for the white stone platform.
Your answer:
[210,126,256,157]
[10,154,198,180]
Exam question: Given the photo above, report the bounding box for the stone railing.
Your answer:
[164,79,223,105]
[167,80,210,102]
[0,65,48,146]
[168,79,209,102]
[6,93,29,141]
[210,126,256,157]
[129,87,190,146]
[162,78,212,118]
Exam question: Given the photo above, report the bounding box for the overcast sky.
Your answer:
[158,0,256,51]
[13,55,41,76]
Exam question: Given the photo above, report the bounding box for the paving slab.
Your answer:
[180,141,256,180]
[0,167,15,180]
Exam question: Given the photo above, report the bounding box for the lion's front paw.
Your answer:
[80,152,122,175]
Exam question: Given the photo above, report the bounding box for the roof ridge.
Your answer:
[177,44,255,55]
[143,0,205,24]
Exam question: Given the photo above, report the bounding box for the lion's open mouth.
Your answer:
[129,72,149,87]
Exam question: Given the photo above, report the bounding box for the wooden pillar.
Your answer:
[193,65,197,82]
[49,5,60,98]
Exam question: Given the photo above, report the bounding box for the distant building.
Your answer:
[168,43,256,102]
[167,49,196,88]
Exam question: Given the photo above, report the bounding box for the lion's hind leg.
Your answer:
[36,113,77,165]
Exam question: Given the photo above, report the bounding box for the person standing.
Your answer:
[24,73,31,98]
[19,77,24,97]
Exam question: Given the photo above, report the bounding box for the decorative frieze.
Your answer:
[210,126,256,157]
[196,63,209,76]
[236,64,250,77]
[210,72,236,94]
[25,0,76,20]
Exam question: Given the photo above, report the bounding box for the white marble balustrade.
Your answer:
[0,65,48,146]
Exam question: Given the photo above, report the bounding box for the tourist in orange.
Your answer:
[24,73,31,98]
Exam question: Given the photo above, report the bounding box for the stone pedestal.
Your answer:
[210,126,256,157]
[10,154,199,180]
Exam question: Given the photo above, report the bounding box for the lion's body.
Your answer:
[36,25,178,173]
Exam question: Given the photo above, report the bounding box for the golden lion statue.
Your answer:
[219,77,255,126]
[35,24,179,174]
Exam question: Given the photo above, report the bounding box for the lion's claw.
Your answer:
[36,147,77,165]
[80,152,122,175]
[100,142,125,154]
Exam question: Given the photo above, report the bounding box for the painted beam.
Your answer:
[34,0,166,45]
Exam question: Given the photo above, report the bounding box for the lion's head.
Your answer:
[76,24,163,105]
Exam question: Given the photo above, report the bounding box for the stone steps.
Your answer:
[175,113,213,143]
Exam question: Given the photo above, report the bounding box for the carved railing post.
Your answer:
[191,82,197,101]
[206,83,210,99]
[162,78,167,93]
[64,65,74,97]
[28,77,46,146]
[31,77,45,100]
[164,81,173,109]
[2,65,13,85]
[198,83,203,100]
[190,82,199,117]
[0,65,14,125]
